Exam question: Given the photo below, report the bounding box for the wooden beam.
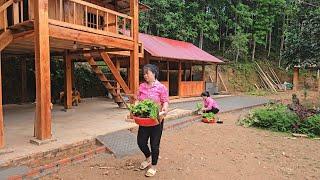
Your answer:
[21,59,28,102]
[129,0,139,94]
[100,52,130,93]
[167,61,169,82]
[116,57,120,95]
[34,0,52,140]
[0,30,13,51]
[0,52,4,148]
[49,24,134,50]
[0,0,13,13]
[64,51,72,109]
[178,61,182,97]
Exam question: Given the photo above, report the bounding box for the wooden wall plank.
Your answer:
[34,0,52,140]
[178,61,182,97]
[180,81,204,97]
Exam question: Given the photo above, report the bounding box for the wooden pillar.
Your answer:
[64,52,72,109]
[116,58,120,95]
[130,0,139,94]
[21,59,28,103]
[293,66,299,92]
[190,62,193,81]
[202,62,205,91]
[34,0,52,140]
[167,61,169,82]
[215,64,219,85]
[0,52,4,148]
[178,61,182,97]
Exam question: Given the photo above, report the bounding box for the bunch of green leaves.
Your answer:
[195,102,202,111]
[128,100,160,119]
[202,112,215,120]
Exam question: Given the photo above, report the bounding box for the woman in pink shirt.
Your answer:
[136,64,169,177]
[201,91,219,114]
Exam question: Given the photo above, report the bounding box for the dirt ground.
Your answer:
[43,106,320,180]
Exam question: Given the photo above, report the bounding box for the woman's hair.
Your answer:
[201,91,210,97]
[143,64,159,79]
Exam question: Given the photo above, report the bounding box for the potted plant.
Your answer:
[128,100,160,126]
[202,112,216,123]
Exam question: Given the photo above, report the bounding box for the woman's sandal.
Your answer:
[139,160,151,170]
[145,167,157,177]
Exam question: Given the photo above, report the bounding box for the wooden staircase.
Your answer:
[0,30,13,51]
[84,53,132,108]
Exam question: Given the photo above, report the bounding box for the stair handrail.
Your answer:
[0,0,13,13]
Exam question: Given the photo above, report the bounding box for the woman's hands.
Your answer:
[161,102,169,115]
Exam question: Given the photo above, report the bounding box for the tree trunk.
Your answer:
[218,26,221,51]
[252,38,256,61]
[199,29,204,49]
[268,30,272,57]
[265,33,268,50]
[236,47,240,63]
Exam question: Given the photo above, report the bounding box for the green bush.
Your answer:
[240,104,299,132]
[298,115,320,137]
[240,104,320,137]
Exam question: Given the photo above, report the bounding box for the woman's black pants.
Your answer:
[137,122,164,165]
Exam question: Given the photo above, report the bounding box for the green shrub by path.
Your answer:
[240,104,299,132]
[298,115,320,137]
[240,104,320,137]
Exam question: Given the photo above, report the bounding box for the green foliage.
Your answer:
[240,104,320,137]
[202,112,215,120]
[298,115,320,137]
[195,102,202,111]
[128,100,160,119]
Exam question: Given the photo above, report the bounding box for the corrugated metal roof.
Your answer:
[139,33,223,63]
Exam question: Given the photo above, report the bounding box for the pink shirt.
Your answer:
[138,80,169,105]
[204,97,219,109]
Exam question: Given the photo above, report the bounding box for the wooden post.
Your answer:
[64,51,72,109]
[130,0,139,95]
[293,66,299,92]
[190,62,193,81]
[34,0,52,140]
[178,61,182,97]
[21,59,28,103]
[202,62,205,91]
[116,58,120,95]
[167,61,169,82]
[0,52,4,148]
[215,64,219,85]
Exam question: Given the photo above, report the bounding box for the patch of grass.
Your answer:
[246,90,270,96]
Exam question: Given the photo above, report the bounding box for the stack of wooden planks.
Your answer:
[255,62,284,92]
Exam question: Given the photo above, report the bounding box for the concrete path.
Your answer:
[171,96,269,112]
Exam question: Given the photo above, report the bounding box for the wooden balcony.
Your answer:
[0,0,141,54]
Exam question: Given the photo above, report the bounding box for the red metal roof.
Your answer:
[139,33,223,63]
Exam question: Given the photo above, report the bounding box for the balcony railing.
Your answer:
[0,0,133,40]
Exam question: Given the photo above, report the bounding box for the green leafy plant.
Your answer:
[196,102,202,111]
[202,112,215,121]
[128,100,160,119]
[298,115,320,137]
